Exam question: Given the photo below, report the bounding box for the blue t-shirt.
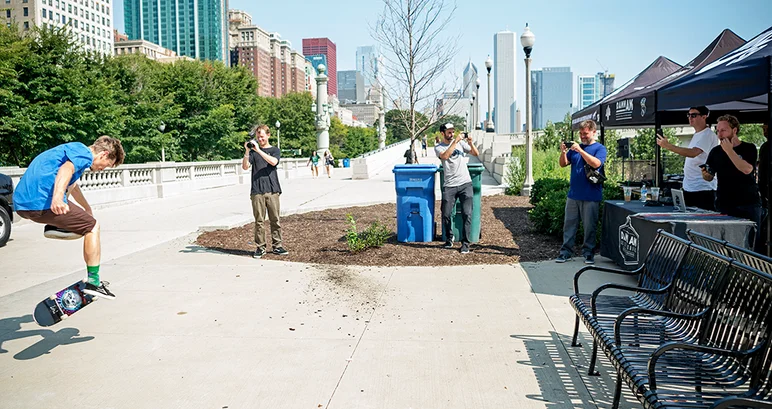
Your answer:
[567,142,607,202]
[13,142,94,211]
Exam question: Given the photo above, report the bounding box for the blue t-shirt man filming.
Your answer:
[14,136,125,299]
[556,120,607,264]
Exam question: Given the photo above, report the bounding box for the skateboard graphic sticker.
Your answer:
[33,280,97,327]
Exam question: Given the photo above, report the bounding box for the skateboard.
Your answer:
[33,279,97,327]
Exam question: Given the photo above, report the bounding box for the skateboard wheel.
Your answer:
[61,314,68,320]
[81,278,88,283]
[49,295,56,300]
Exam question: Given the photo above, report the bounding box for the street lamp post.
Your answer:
[471,92,476,131]
[465,110,469,132]
[158,121,166,162]
[475,78,481,130]
[314,64,330,157]
[484,55,494,132]
[275,120,281,151]
[520,23,536,196]
[469,98,474,131]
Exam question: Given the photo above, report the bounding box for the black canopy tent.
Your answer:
[601,30,746,187]
[571,56,682,139]
[657,25,772,255]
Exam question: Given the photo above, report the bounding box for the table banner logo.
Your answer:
[619,216,639,265]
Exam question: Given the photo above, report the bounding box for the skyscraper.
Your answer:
[531,67,572,130]
[356,45,379,88]
[576,72,616,110]
[494,31,517,133]
[338,70,365,103]
[3,0,114,55]
[124,0,228,63]
[303,38,337,96]
[462,59,478,98]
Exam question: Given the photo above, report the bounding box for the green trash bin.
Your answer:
[438,162,484,243]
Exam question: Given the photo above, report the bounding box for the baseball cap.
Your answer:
[439,123,455,132]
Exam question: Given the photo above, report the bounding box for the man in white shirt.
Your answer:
[656,106,718,210]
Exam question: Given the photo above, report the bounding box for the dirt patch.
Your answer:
[195,194,563,266]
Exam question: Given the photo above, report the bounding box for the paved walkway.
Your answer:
[0,146,638,408]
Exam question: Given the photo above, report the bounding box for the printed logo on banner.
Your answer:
[605,106,611,121]
[614,99,634,121]
[640,97,647,117]
[619,217,639,265]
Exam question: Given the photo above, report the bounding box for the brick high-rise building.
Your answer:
[302,37,337,96]
[233,22,306,98]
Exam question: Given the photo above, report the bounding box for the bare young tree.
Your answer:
[372,0,462,160]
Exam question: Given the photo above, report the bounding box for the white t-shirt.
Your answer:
[682,128,718,192]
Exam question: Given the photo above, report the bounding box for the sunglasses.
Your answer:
[687,113,703,118]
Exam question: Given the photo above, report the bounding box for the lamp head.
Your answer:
[485,55,493,71]
[275,120,281,128]
[520,24,535,58]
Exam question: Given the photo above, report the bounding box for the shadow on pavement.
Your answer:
[0,315,94,360]
[179,245,253,257]
[510,331,639,409]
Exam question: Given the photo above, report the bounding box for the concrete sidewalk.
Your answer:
[0,146,639,408]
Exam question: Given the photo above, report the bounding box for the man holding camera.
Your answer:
[242,124,288,259]
[556,120,607,264]
[702,115,762,250]
[435,123,479,254]
[656,106,717,210]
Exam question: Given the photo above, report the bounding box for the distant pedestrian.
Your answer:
[242,124,288,258]
[323,150,335,178]
[421,135,428,157]
[307,151,320,178]
[556,120,607,265]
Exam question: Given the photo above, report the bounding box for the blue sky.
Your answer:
[114,0,771,114]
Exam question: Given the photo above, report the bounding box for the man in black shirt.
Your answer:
[242,124,288,259]
[703,115,762,249]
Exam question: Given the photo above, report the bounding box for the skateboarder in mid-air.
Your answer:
[14,136,125,299]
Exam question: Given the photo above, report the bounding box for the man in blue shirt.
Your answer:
[556,120,607,264]
[14,136,125,299]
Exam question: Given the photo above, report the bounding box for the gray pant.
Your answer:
[251,193,282,251]
[441,182,473,243]
[560,198,600,257]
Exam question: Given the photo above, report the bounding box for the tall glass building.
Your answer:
[531,67,573,130]
[494,30,517,133]
[124,0,228,63]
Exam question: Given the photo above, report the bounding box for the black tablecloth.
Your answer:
[601,200,756,270]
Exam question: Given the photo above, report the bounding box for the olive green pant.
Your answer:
[251,193,282,251]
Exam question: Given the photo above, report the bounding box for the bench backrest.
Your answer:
[686,229,772,274]
[685,229,729,256]
[638,230,690,293]
[700,262,772,393]
[664,244,731,318]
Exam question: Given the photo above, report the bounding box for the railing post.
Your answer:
[121,169,131,187]
[189,166,195,181]
[220,164,225,177]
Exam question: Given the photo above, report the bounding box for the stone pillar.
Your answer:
[315,64,330,157]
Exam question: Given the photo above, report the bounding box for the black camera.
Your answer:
[699,163,715,176]
[563,141,575,148]
[463,132,469,139]
[247,139,257,149]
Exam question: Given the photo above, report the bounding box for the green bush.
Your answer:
[505,146,526,195]
[530,178,570,207]
[345,214,392,253]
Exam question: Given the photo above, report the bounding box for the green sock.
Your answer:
[87,265,100,286]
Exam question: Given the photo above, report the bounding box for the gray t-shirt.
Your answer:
[435,140,472,187]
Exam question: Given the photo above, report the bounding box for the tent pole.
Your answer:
[654,95,662,188]
[766,56,771,256]
[600,125,606,146]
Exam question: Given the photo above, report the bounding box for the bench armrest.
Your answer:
[711,397,772,409]
[590,284,670,317]
[574,265,641,294]
[613,308,704,345]
[648,342,758,390]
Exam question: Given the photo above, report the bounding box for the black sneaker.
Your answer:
[443,240,453,249]
[272,247,289,256]
[460,243,470,254]
[44,225,82,240]
[555,254,570,263]
[83,281,115,300]
[253,248,266,259]
[584,254,595,265]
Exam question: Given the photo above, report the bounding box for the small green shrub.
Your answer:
[505,146,526,195]
[530,178,570,207]
[345,214,392,253]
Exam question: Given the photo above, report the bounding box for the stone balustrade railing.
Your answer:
[0,157,313,208]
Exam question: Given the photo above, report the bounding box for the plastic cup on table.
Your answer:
[623,186,632,202]
[650,187,660,202]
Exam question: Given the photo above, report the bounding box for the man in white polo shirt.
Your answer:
[656,105,718,210]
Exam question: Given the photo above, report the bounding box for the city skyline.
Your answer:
[112,0,770,117]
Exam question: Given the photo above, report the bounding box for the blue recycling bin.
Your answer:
[393,164,438,242]
[343,158,350,168]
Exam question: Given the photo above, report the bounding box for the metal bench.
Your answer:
[569,230,690,376]
[687,229,772,274]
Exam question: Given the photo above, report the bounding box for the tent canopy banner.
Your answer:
[571,56,682,130]
[603,29,745,128]
[658,25,772,112]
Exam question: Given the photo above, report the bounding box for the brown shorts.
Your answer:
[17,205,97,236]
